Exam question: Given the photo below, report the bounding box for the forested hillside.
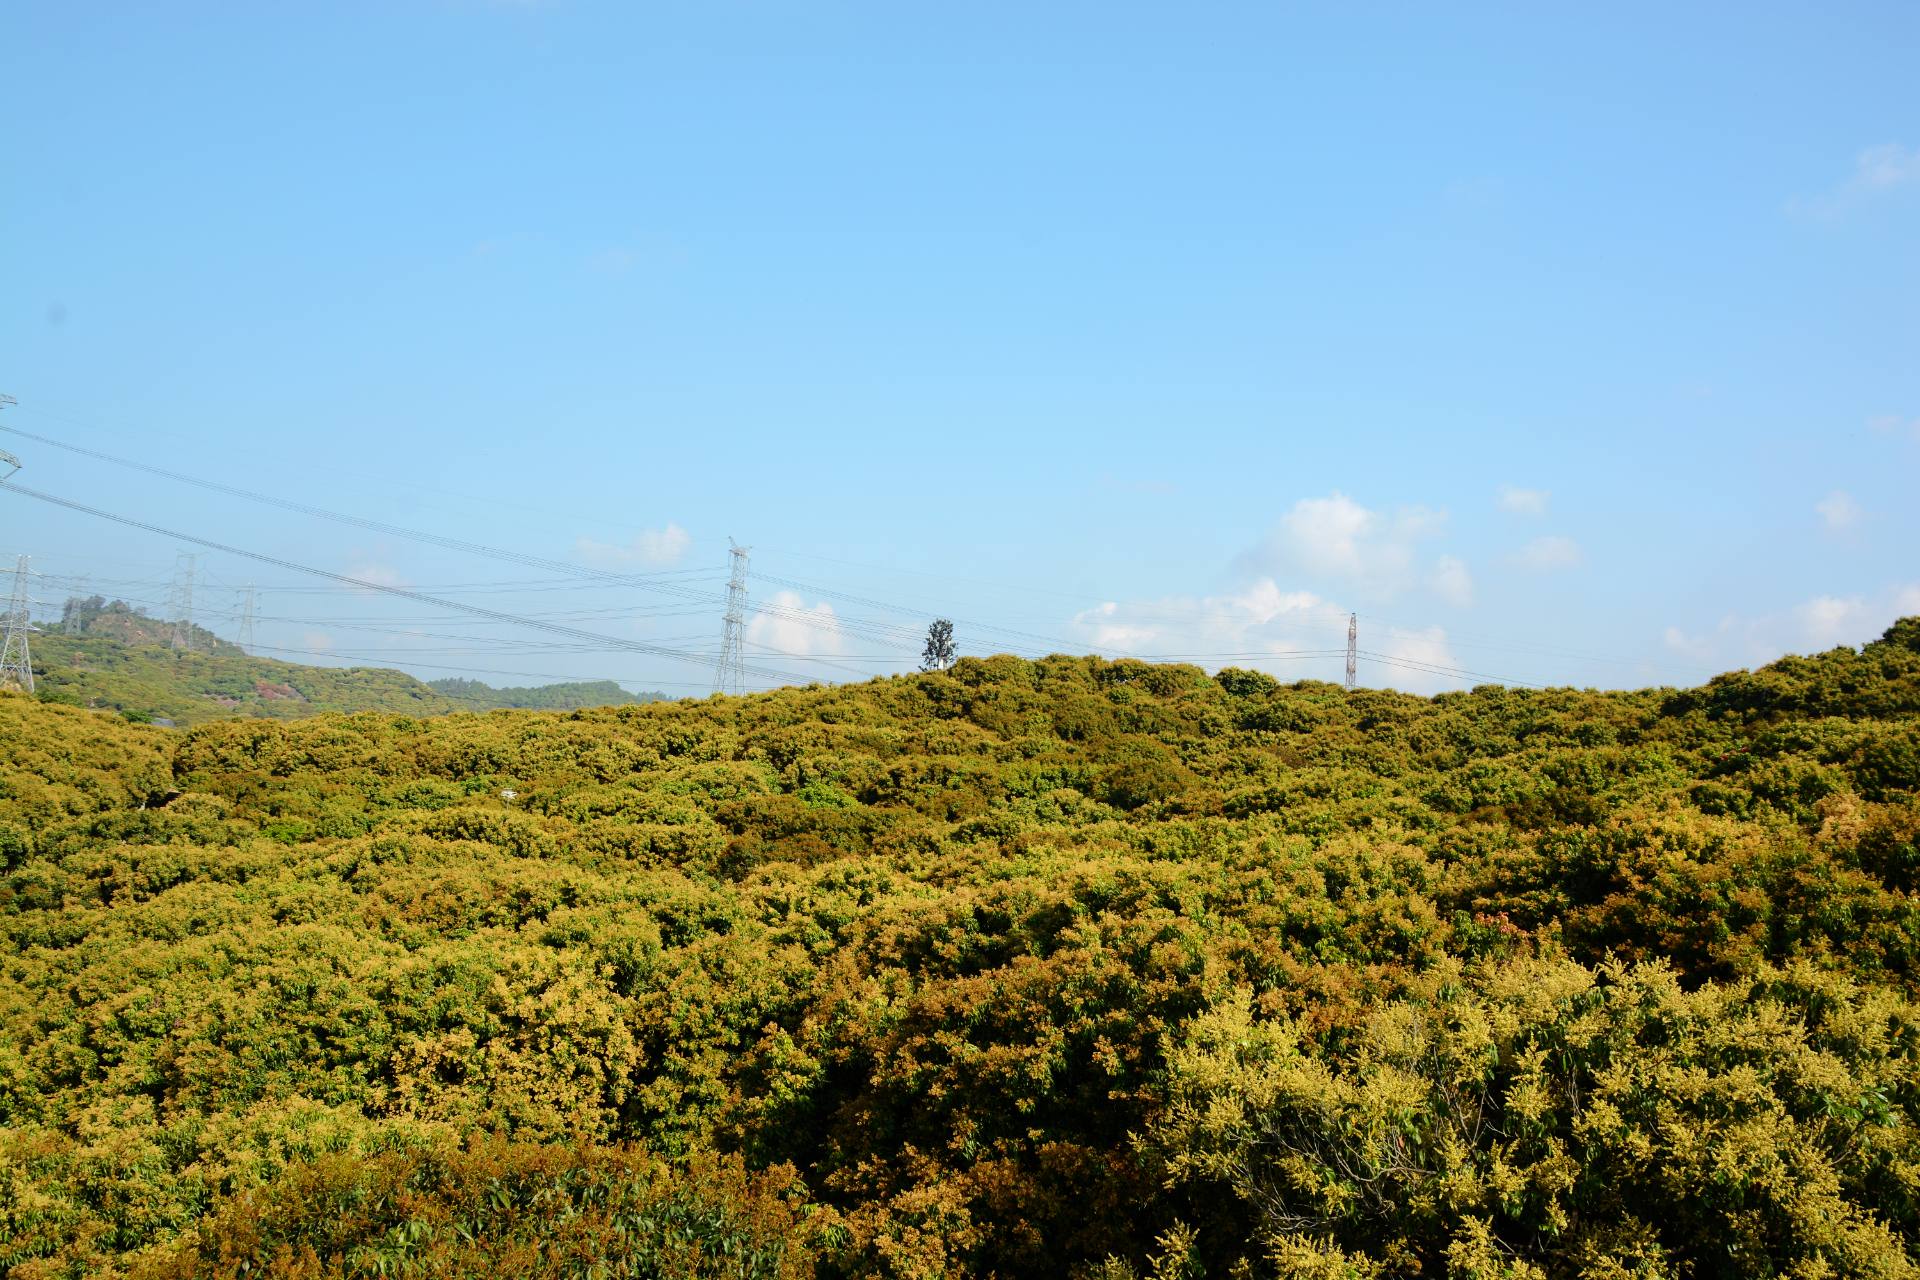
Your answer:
[425,678,663,711]
[29,598,667,725]
[30,634,462,724]
[52,596,244,656]
[3,622,1919,1278]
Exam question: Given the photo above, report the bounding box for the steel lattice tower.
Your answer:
[1,555,35,694]
[713,539,750,697]
[1344,612,1358,692]
[168,552,198,651]
[237,583,257,655]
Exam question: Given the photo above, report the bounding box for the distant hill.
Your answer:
[31,596,671,725]
[426,677,664,710]
[57,593,244,655]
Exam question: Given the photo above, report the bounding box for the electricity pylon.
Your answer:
[713,539,750,697]
[1,555,35,693]
[1344,612,1358,692]
[168,552,198,651]
[237,583,257,655]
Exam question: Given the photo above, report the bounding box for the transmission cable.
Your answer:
[0,423,882,664]
[0,480,869,688]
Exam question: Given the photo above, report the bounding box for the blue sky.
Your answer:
[3,2,1916,694]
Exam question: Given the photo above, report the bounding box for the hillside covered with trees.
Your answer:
[425,677,661,712]
[28,597,667,725]
[3,622,1920,1278]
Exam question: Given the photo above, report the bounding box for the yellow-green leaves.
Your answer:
[4,635,1920,1276]
[1152,958,1920,1278]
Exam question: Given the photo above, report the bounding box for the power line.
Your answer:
[1357,649,1546,689]
[22,552,1551,692]
[0,394,17,483]
[0,422,727,596]
[0,422,1325,674]
[755,570,1110,659]
[0,421,1092,666]
[0,423,879,666]
[12,402,728,553]
[26,584,727,659]
[0,481,868,688]
[763,556,1687,679]
[235,642,702,691]
[2,422,1640,691]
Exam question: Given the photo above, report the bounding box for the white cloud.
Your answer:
[1793,143,1920,217]
[1370,624,1466,695]
[1073,580,1329,656]
[1513,535,1582,571]
[1279,493,1379,575]
[747,589,845,657]
[1662,625,1719,662]
[1796,595,1869,649]
[1816,490,1861,531]
[576,523,692,567]
[1853,142,1920,191]
[344,562,409,593]
[1497,486,1550,517]
[301,630,335,653]
[1869,413,1920,440]
[1068,577,1468,694]
[1429,555,1474,608]
[1249,492,1448,599]
[1664,583,1920,669]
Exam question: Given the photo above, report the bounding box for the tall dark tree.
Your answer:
[920,618,957,672]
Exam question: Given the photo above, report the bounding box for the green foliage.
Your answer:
[2,618,1920,1277]
[920,619,956,674]
[1152,958,1919,1278]
[132,1142,813,1280]
[30,633,467,725]
[425,678,667,711]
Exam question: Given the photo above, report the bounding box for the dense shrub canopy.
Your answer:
[4,621,1920,1277]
